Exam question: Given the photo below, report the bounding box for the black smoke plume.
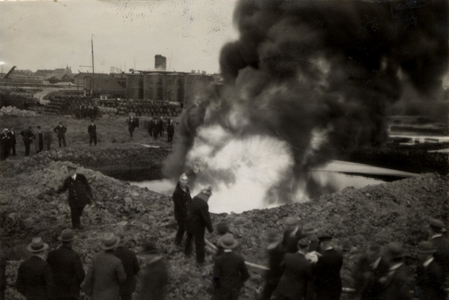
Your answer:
[163,0,448,200]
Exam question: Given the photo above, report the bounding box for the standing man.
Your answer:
[20,126,35,156]
[147,118,154,138]
[172,173,192,247]
[16,237,55,300]
[0,129,10,161]
[414,241,446,300]
[427,218,449,276]
[54,122,67,147]
[83,233,127,300]
[135,242,169,300]
[313,235,343,300]
[167,119,175,142]
[185,187,214,265]
[259,229,286,300]
[158,117,164,138]
[46,229,85,300]
[274,238,313,300]
[88,121,97,146]
[7,127,16,156]
[127,114,138,139]
[282,217,303,253]
[36,126,44,153]
[56,165,93,229]
[114,230,140,300]
[212,234,250,300]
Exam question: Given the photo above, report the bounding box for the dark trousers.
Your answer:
[70,206,85,228]
[11,144,16,156]
[175,219,186,245]
[259,277,280,300]
[129,128,134,138]
[167,133,174,142]
[89,134,97,146]
[120,293,133,300]
[58,136,66,147]
[24,141,31,156]
[38,140,43,153]
[185,231,205,263]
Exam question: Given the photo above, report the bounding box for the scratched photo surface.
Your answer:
[1,0,448,300]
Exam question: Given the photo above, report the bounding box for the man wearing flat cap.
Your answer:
[427,218,449,277]
[313,235,343,300]
[275,238,313,300]
[212,234,250,300]
[16,237,55,300]
[57,165,93,229]
[83,233,127,300]
[376,242,413,300]
[185,187,214,264]
[46,229,85,299]
[414,241,446,300]
[172,173,192,247]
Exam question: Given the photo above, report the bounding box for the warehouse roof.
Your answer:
[86,76,124,92]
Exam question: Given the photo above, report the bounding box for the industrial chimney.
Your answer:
[155,55,167,71]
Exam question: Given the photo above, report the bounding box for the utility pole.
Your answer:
[91,35,95,74]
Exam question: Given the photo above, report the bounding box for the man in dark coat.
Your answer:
[167,119,175,142]
[351,244,381,297]
[147,118,154,137]
[114,230,140,300]
[274,238,313,300]
[46,229,85,299]
[376,242,413,300]
[282,216,303,253]
[302,224,319,253]
[88,121,97,146]
[54,122,67,147]
[152,119,159,139]
[56,165,93,229]
[36,126,44,153]
[135,242,169,300]
[7,127,16,156]
[172,173,192,246]
[414,241,446,300]
[157,117,164,138]
[213,234,250,300]
[16,237,55,300]
[83,233,127,300]
[313,235,343,300]
[427,218,449,277]
[0,129,10,161]
[127,115,138,139]
[185,187,214,264]
[20,126,35,156]
[259,229,286,300]
[360,245,393,300]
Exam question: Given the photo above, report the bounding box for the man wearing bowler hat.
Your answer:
[83,233,127,300]
[212,234,250,300]
[57,165,93,229]
[16,237,55,300]
[414,241,446,300]
[185,187,214,264]
[46,229,85,300]
[313,235,343,300]
[172,173,192,247]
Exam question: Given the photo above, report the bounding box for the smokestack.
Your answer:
[155,55,167,71]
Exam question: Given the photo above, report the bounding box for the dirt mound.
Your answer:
[1,156,447,299]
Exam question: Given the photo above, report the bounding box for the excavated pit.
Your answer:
[1,152,447,300]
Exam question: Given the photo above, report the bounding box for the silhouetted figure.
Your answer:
[54,122,67,147]
[0,129,10,161]
[46,229,85,300]
[20,126,35,156]
[88,121,97,146]
[36,126,44,153]
[172,173,192,246]
[7,127,16,156]
[167,119,175,142]
[114,230,140,300]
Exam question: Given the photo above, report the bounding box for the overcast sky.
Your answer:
[0,0,239,74]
